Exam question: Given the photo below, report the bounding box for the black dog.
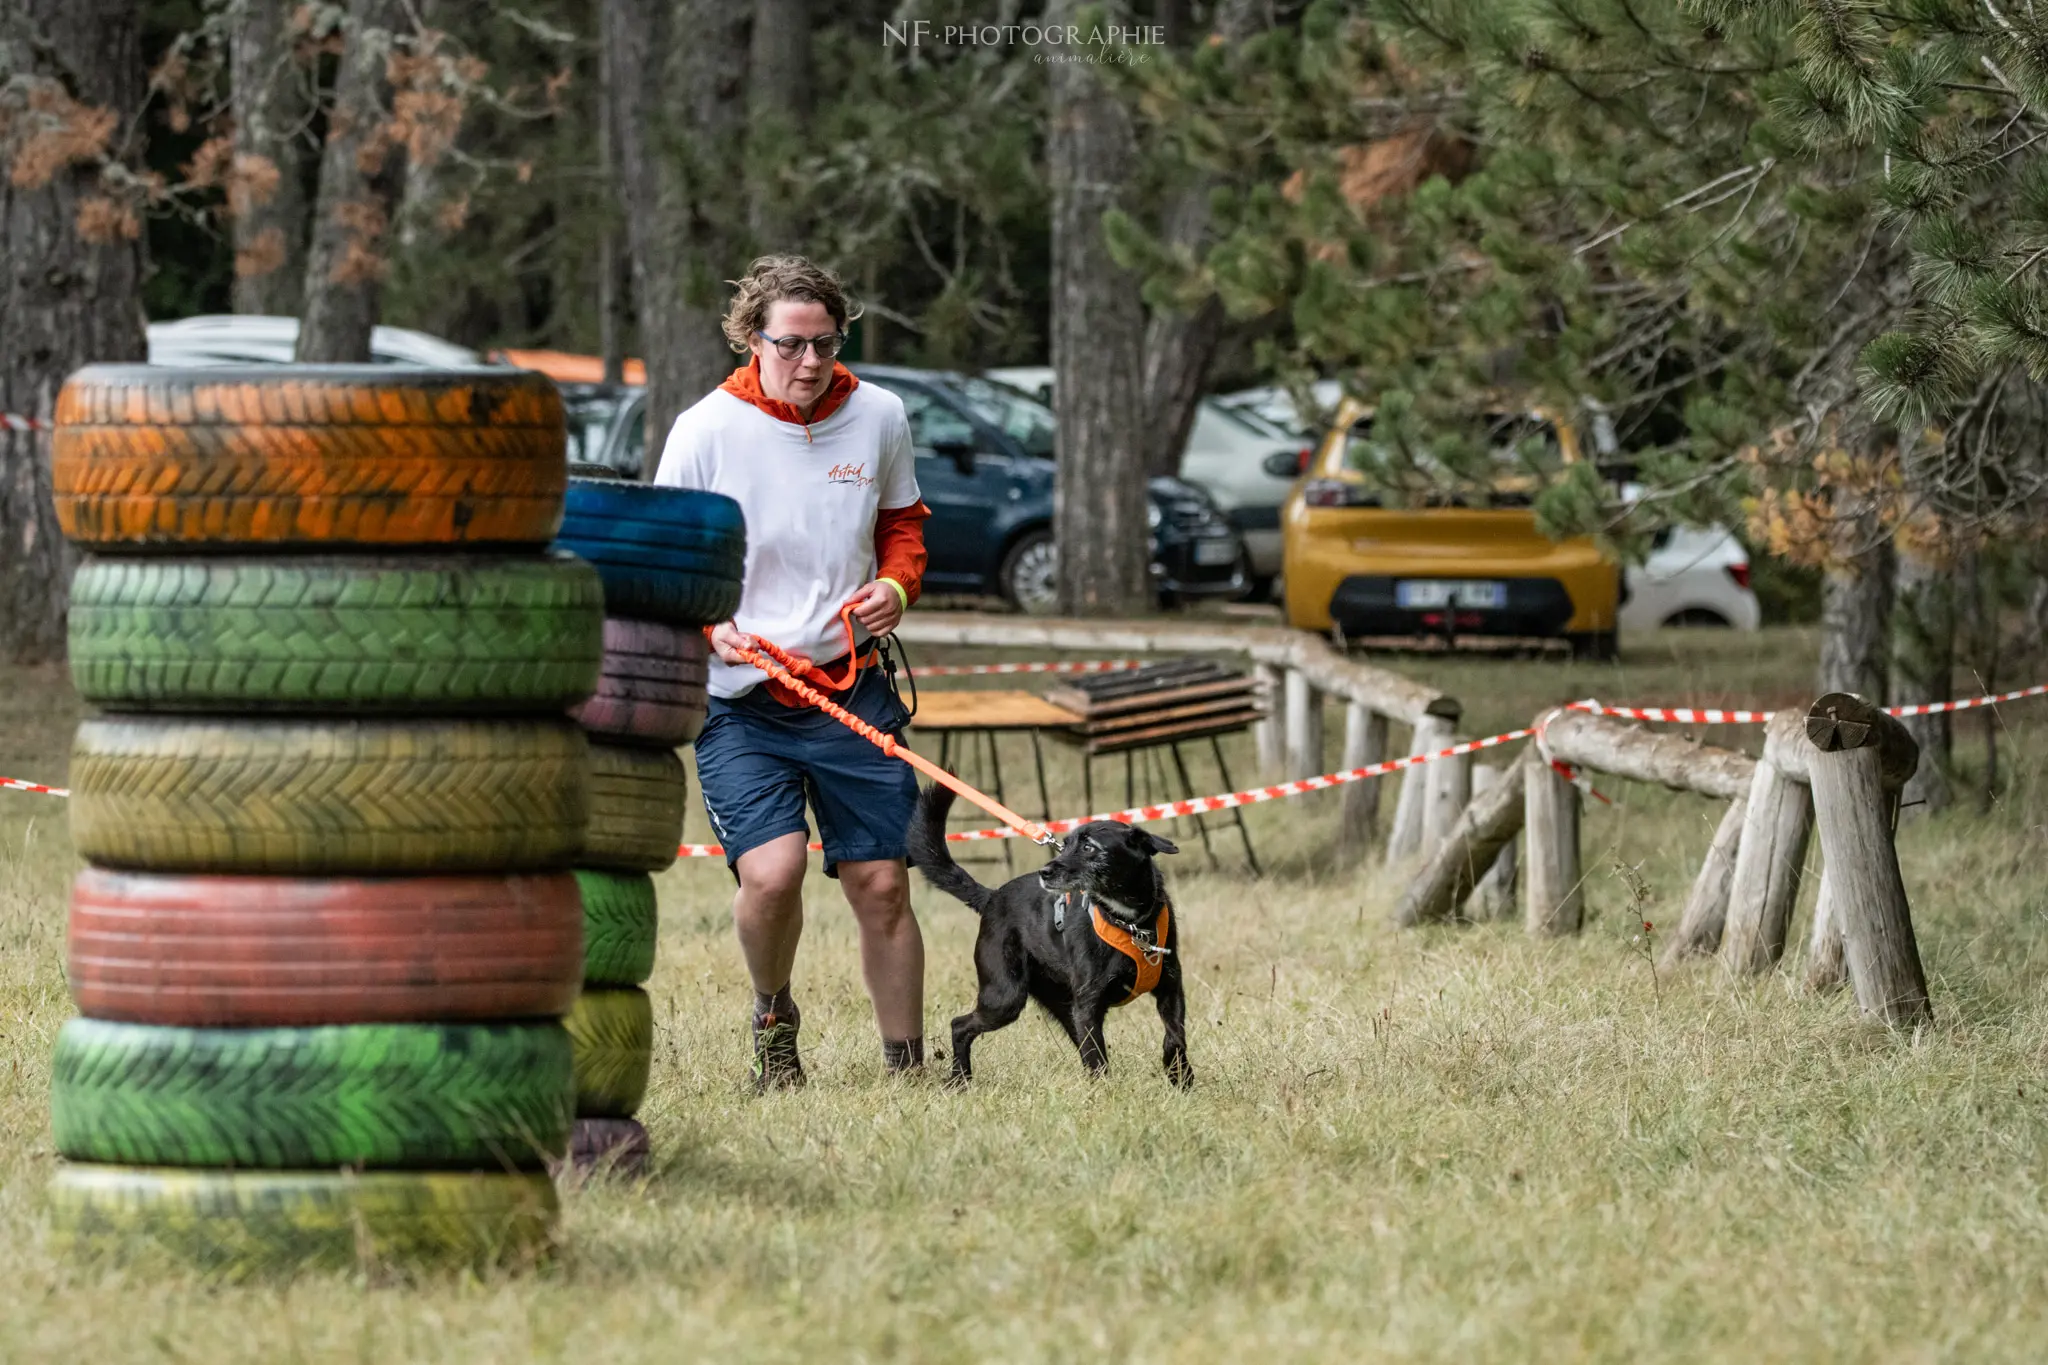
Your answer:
[907,784,1191,1088]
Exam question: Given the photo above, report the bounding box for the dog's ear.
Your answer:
[1139,829,1179,856]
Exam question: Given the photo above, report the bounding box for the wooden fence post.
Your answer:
[1524,755,1583,935]
[1718,711,1814,975]
[1387,714,1453,860]
[1660,796,1747,965]
[1422,744,1473,861]
[1805,693,1929,1026]
[1803,864,1846,993]
[1336,702,1389,863]
[1284,669,1324,780]
[1471,764,1520,921]
[1253,662,1285,775]
[1395,753,1528,926]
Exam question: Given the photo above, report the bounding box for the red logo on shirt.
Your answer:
[826,462,875,487]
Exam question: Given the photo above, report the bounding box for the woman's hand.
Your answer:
[847,580,904,636]
[708,621,758,666]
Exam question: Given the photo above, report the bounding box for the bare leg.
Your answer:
[838,858,924,1042]
[733,833,809,994]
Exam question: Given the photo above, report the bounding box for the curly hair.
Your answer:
[720,255,863,355]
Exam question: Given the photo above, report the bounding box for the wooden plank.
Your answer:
[905,690,1085,731]
[1085,708,1263,755]
[1080,694,1262,735]
[1047,676,1256,718]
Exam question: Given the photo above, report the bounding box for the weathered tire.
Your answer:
[569,617,709,746]
[574,869,657,987]
[67,868,584,1027]
[51,1018,573,1169]
[69,717,588,874]
[50,1166,557,1272]
[566,988,653,1119]
[563,1118,649,1177]
[581,742,687,873]
[52,365,567,549]
[554,480,745,625]
[68,553,604,713]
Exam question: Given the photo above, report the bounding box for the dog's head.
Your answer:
[1036,820,1178,909]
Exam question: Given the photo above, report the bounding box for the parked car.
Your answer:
[984,366,1307,592]
[1215,380,1347,439]
[146,315,487,368]
[545,365,1247,612]
[1283,395,1623,657]
[1620,523,1761,630]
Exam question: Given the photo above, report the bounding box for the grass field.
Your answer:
[1,627,2045,1362]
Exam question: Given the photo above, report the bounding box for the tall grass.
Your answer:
[0,630,2042,1362]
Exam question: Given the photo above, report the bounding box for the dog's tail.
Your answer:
[906,784,997,915]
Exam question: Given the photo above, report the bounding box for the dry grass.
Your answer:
[0,629,2044,1362]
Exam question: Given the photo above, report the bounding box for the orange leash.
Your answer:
[731,605,1060,849]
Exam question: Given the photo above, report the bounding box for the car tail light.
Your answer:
[1301,478,1376,508]
[1295,446,1313,474]
[1726,563,1751,590]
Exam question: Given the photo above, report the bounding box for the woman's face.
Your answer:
[751,298,839,407]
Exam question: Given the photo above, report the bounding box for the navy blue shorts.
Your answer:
[695,667,919,877]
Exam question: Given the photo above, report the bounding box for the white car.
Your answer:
[983,366,1308,584]
[146,315,486,368]
[1214,380,1347,438]
[1621,524,1761,630]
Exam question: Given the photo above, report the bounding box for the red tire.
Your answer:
[568,618,708,747]
[67,869,584,1027]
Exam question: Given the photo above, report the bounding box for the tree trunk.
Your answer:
[747,0,811,252]
[1137,0,1264,479]
[1820,502,1892,700]
[228,0,310,315]
[1890,536,1952,813]
[597,6,629,386]
[297,0,407,363]
[0,0,146,664]
[607,0,752,472]
[1048,0,1149,615]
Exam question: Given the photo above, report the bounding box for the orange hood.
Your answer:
[720,356,858,439]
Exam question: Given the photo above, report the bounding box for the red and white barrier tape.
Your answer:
[903,659,1142,678]
[8,681,2046,859]
[1,413,52,433]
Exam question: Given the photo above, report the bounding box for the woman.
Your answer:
[655,255,932,1090]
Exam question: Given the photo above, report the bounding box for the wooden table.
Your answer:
[906,691,1081,870]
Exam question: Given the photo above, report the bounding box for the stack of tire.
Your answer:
[44,366,601,1271]
[552,475,745,1175]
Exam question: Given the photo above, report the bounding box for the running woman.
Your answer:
[654,255,932,1090]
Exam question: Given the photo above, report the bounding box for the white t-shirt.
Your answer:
[653,381,921,698]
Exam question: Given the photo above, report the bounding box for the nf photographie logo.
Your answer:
[882,21,1166,62]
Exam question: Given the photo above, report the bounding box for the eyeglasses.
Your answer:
[757,329,846,362]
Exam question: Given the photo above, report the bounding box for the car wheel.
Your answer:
[998,530,1060,615]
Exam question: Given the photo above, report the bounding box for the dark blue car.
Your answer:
[567,366,1247,611]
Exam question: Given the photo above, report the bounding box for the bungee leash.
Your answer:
[729,604,1059,849]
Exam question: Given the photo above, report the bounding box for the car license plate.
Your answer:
[1193,537,1238,566]
[1396,579,1505,609]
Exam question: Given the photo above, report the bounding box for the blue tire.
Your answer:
[554,480,746,625]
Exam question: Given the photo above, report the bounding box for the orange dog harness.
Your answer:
[1062,893,1172,1005]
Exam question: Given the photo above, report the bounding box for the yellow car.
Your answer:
[1281,397,1621,657]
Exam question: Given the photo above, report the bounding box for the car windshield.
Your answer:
[1209,400,1297,442]
[563,389,630,468]
[935,375,1057,459]
[1343,408,1564,507]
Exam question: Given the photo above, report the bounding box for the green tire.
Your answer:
[68,553,604,713]
[69,716,589,875]
[575,869,658,987]
[50,1166,557,1273]
[51,1018,574,1169]
[567,988,653,1119]
[581,742,687,873]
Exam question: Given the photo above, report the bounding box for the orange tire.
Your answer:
[52,365,567,549]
